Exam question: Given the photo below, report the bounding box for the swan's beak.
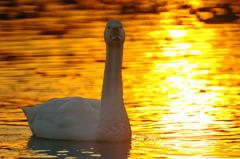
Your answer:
[110,28,122,41]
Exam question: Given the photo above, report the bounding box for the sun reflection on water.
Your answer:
[126,19,240,157]
[168,30,186,38]
[145,56,224,138]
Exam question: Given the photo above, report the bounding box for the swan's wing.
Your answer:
[22,97,101,140]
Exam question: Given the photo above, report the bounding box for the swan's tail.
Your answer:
[22,107,34,120]
[22,107,36,135]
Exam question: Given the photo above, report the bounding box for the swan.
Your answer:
[22,19,132,142]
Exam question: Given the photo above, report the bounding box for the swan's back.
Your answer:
[23,97,101,140]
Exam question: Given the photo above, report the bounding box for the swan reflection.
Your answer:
[28,137,131,159]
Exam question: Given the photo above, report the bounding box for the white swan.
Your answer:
[22,19,131,142]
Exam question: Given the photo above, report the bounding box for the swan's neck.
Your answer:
[99,42,131,141]
[101,43,124,114]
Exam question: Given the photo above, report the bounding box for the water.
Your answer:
[1,0,240,158]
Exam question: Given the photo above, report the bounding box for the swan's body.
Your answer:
[22,20,131,141]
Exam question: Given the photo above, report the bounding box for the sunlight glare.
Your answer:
[148,57,225,138]
[168,30,186,38]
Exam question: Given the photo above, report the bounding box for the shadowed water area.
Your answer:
[0,0,240,158]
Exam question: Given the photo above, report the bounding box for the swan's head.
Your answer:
[104,19,125,45]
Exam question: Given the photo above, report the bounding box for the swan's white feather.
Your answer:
[23,97,100,140]
[23,97,101,140]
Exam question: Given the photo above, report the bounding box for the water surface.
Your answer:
[1,1,240,158]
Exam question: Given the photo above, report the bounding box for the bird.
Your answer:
[22,19,132,142]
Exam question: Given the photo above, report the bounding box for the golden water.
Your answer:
[0,2,240,158]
